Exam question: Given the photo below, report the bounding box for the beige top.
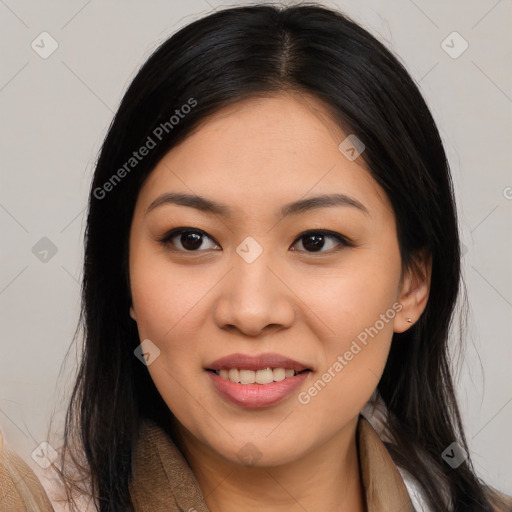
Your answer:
[0,427,55,512]
[1,416,510,511]
[128,414,414,512]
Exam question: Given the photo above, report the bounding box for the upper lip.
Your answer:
[206,353,311,372]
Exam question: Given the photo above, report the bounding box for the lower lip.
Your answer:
[206,370,310,408]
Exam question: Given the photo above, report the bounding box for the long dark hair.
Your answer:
[53,3,507,511]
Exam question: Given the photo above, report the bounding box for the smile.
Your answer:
[211,367,308,384]
[206,369,312,408]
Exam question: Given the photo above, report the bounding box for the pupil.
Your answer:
[182,232,202,250]
[178,232,326,251]
[304,234,324,252]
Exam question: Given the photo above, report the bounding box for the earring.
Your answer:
[406,317,413,324]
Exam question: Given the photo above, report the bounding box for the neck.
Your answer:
[176,415,365,512]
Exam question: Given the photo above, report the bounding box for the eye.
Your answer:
[158,228,220,252]
[158,228,352,254]
[291,230,351,253]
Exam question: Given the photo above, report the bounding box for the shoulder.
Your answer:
[0,427,55,512]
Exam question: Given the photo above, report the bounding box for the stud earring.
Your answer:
[406,317,413,324]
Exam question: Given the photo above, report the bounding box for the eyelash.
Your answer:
[157,227,353,254]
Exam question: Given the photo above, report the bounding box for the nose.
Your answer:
[213,249,296,337]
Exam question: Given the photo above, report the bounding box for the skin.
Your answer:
[128,91,431,512]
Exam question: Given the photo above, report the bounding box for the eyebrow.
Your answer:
[145,192,369,219]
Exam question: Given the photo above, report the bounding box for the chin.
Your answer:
[207,434,305,468]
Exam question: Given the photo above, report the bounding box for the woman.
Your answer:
[1,3,510,511]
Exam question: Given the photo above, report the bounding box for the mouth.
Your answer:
[206,368,311,408]
[204,353,312,408]
[206,367,311,385]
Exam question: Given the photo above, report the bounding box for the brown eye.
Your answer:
[159,228,220,252]
[291,230,350,253]
[158,228,351,254]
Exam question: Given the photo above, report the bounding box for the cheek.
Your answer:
[130,261,206,417]
[300,251,401,344]
[129,245,207,340]
[297,282,398,423]
[129,248,213,405]
[296,244,401,404]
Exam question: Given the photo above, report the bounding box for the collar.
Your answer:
[129,415,415,512]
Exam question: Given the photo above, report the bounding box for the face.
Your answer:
[128,92,424,468]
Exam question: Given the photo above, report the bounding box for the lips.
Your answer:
[206,352,311,372]
[206,369,310,408]
[205,353,312,407]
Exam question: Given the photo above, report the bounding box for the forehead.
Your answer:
[135,92,391,219]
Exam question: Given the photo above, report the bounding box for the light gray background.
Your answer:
[1,0,511,500]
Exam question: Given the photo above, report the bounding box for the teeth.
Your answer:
[215,367,304,384]
[227,368,239,382]
[240,369,256,384]
[273,368,286,381]
[255,368,273,384]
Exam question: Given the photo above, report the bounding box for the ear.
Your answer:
[129,305,137,321]
[393,248,432,333]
